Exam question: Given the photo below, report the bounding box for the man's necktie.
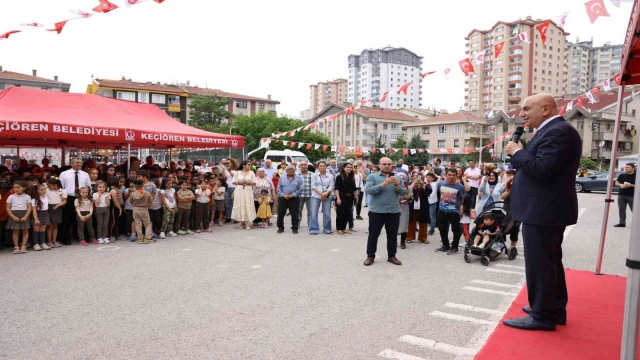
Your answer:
[74,171,79,191]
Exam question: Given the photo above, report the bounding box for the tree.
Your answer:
[406,135,429,165]
[211,112,334,162]
[580,157,597,170]
[188,95,233,129]
[389,134,407,161]
[369,135,386,165]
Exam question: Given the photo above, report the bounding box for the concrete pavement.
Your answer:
[0,192,631,360]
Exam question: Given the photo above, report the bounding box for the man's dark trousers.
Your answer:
[522,223,568,325]
[277,197,300,231]
[468,186,478,209]
[366,212,400,258]
[60,195,78,244]
[437,211,462,248]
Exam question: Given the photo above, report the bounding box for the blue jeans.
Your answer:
[225,187,235,219]
[309,197,332,234]
[429,203,437,232]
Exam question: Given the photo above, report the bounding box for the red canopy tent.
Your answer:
[0,86,244,149]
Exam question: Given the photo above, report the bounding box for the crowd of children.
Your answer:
[0,158,233,254]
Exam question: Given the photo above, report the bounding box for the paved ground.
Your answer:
[0,192,633,360]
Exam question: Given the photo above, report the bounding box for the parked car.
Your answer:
[575,171,624,193]
[576,170,600,177]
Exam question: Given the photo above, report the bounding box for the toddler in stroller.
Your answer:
[463,202,518,266]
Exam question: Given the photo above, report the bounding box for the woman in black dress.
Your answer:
[334,163,357,235]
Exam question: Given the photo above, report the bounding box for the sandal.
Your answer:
[13,247,20,254]
[337,230,344,235]
[343,230,352,234]
[20,246,27,253]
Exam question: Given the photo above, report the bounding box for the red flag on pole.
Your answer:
[536,20,551,45]
[613,73,622,85]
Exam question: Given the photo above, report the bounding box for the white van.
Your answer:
[263,150,309,165]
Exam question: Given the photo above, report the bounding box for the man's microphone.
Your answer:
[512,126,524,144]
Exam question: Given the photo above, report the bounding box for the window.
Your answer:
[438,125,447,134]
[381,134,387,140]
[494,101,502,106]
[503,123,508,132]
[117,91,136,102]
[391,134,398,140]
[438,140,446,147]
[236,101,248,109]
[495,35,504,41]
[454,139,460,147]
[168,95,180,104]
[454,125,460,133]
[422,126,430,134]
[494,77,503,82]
[151,94,165,104]
[258,103,265,110]
[425,140,430,148]
[383,124,388,130]
[391,124,398,130]
[411,128,416,134]
[496,26,504,32]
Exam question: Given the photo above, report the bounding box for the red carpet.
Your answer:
[475,269,636,360]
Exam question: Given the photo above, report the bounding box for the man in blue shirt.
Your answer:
[363,157,407,266]
[436,168,466,255]
[277,165,303,234]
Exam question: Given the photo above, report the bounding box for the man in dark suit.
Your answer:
[504,93,581,331]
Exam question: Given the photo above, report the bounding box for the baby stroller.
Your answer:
[463,201,518,266]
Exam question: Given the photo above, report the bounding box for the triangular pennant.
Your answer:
[379,91,390,103]
[282,141,289,146]
[555,11,570,29]
[380,148,386,154]
[566,100,574,112]
[577,97,584,108]
[613,73,622,85]
[421,71,436,79]
[370,148,376,153]
[331,146,337,152]
[475,50,487,64]
[536,20,551,45]
[355,147,361,153]
[585,0,610,24]
[592,86,599,95]
[402,149,409,155]
[603,79,612,91]
[298,142,305,149]
[290,142,296,149]
[517,32,531,44]
[418,149,425,153]
[585,91,597,104]
[93,0,118,13]
[47,21,68,34]
[322,145,329,151]
[397,81,412,95]
[459,59,475,75]
[494,41,505,58]
[410,149,416,155]
[314,144,321,150]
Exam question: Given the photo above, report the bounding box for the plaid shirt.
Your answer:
[299,172,312,198]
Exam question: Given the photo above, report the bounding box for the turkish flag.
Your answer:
[47,21,68,34]
[447,149,454,154]
[603,79,612,91]
[70,9,93,17]
[20,22,45,28]
[339,146,346,153]
[322,145,329,151]
[355,147,361,153]
[494,41,505,58]
[613,73,622,85]
[306,144,312,150]
[290,142,296,149]
[517,32,531,43]
[559,105,566,116]
[310,123,316,129]
[459,58,475,75]
[93,0,118,13]
[330,114,338,121]
[345,106,355,115]
[357,99,369,105]
[421,71,435,79]
[397,81,412,95]
[556,11,570,29]
[536,20,551,45]
[585,0,610,24]
[0,30,21,40]
[475,50,487,64]
[592,86,599,95]
[125,0,150,6]
[275,140,280,143]
[379,91,390,103]
[577,97,583,108]
[154,0,165,3]
[371,148,377,153]
[418,149,425,153]
[402,149,409,155]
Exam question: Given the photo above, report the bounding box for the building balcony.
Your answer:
[600,130,635,141]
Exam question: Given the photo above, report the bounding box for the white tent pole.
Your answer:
[621,163,640,359]
[595,85,626,274]
[127,144,131,174]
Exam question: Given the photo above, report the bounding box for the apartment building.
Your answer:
[309,79,347,116]
[0,66,70,92]
[348,47,423,109]
[567,38,623,94]
[87,79,280,124]
[398,107,448,120]
[464,16,570,113]
[402,111,489,162]
[309,104,419,148]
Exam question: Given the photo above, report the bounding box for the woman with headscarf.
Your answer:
[397,172,413,249]
[476,171,504,213]
[252,167,276,226]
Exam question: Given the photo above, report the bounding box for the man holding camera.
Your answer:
[363,157,406,266]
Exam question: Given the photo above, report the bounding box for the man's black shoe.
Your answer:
[503,316,556,331]
[446,248,459,255]
[277,229,284,233]
[522,306,566,325]
[292,229,298,234]
[435,246,450,252]
[356,216,364,220]
[224,219,231,223]
[428,230,435,235]
[614,223,626,227]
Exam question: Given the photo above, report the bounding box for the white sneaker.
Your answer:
[160,232,166,239]
[187,230,195,235]
[104,238,111,244]
[98,238,105,244]
[33,244,42,251]
[41,243,50,250]
[168,231,178,237]
[350,228,358,232]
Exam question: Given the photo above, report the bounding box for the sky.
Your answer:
[0,0,634,118]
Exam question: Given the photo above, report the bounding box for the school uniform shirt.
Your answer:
[31,196,49,211]
[161,188,177,209]
[74,198,93,212]
[93,192,111,208]
[46,188,68,205]
[150,189,162,210]
[7,193,32,211]
[177,189,195,209]
[213,187,226,201]
[196,189,211,203]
